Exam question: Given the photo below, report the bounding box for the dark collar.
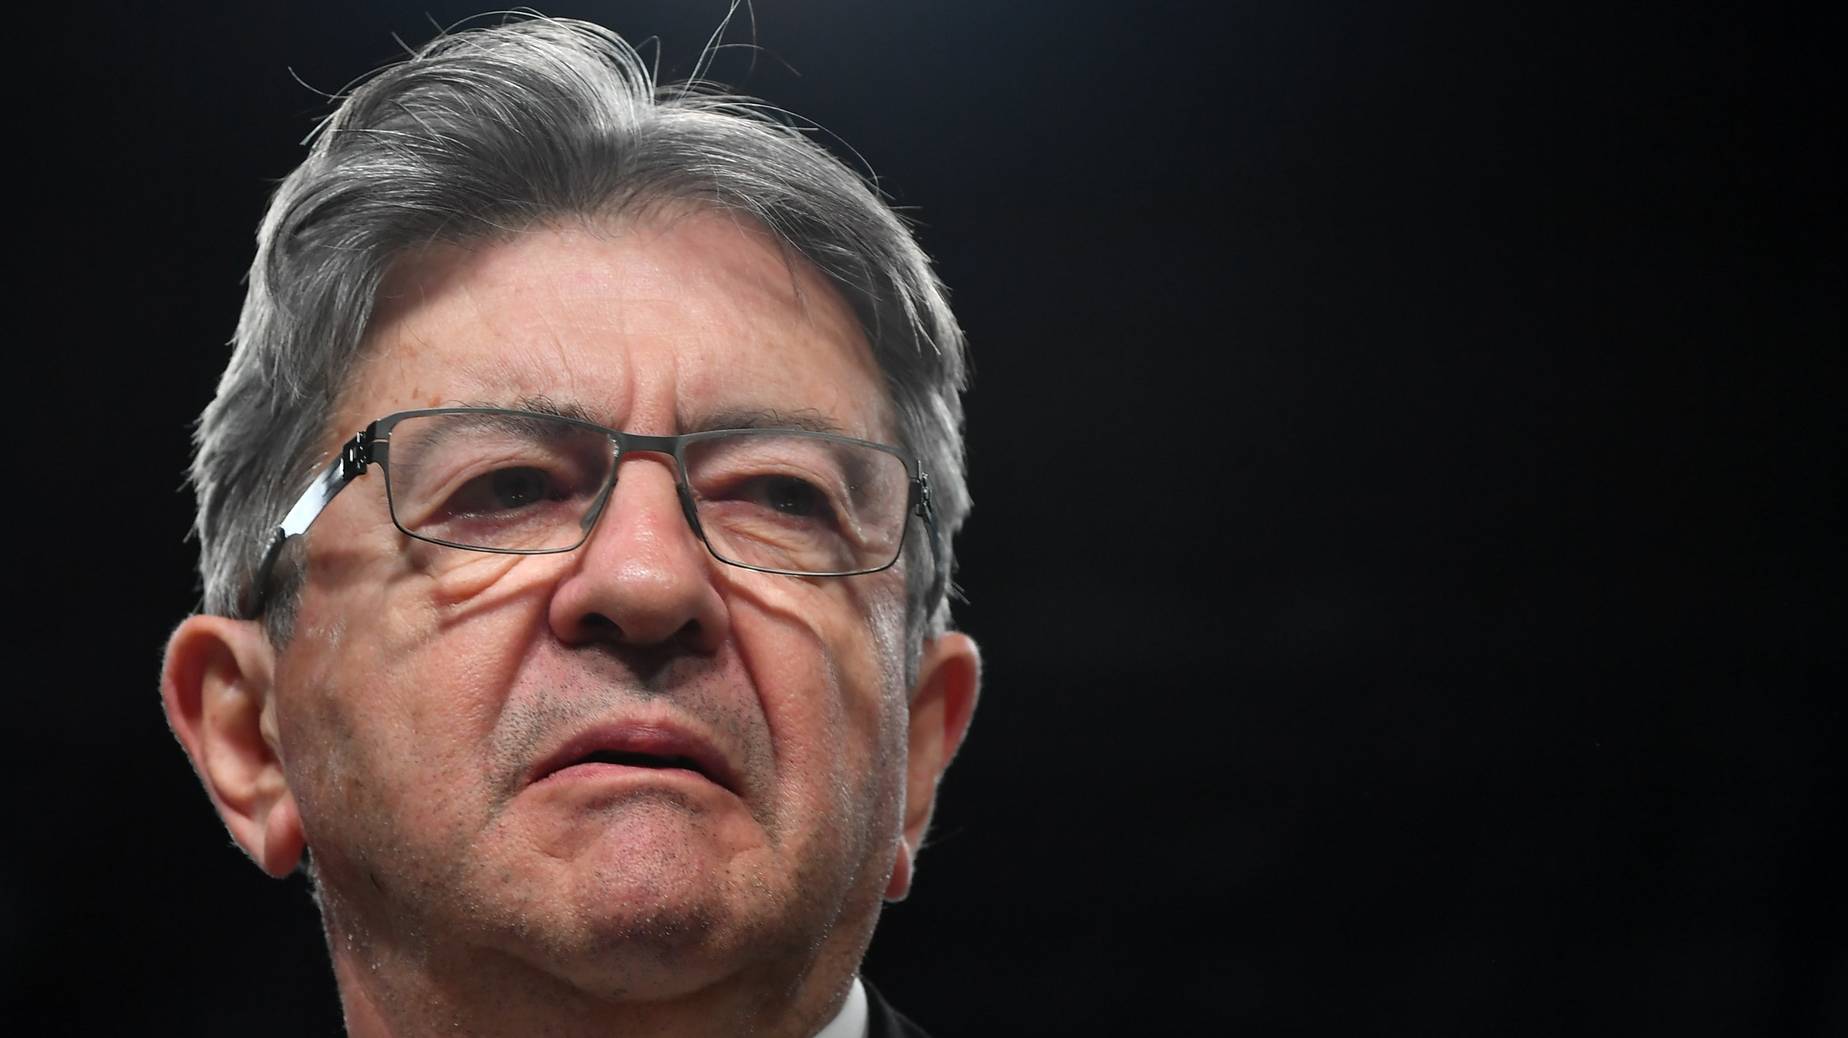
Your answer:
[864,978,934,1038]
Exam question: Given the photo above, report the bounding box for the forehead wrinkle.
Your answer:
[524,258,587,402]
[358,217,896,442]
[669,230,896,443]
[621,207,840,339]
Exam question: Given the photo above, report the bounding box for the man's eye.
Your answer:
[737,475,836,521]
[447,466,557,515]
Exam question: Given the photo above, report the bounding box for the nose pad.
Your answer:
[576,450,708,554]
[579,466,617,536]
[676,482,708,548]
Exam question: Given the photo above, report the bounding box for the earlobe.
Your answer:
[884,839,913,902]
[885,631,981,902]
[259,790,307,878]
[161,615,302,878]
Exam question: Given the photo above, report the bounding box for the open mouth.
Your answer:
[530,725,740,795]
[570,749,711,777]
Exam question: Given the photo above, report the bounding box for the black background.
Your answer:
[14,2,1842,1034]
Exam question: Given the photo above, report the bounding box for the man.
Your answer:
[159,17,980,1037]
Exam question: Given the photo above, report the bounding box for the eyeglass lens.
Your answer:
[379,411,910,575]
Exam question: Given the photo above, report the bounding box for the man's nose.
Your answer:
[545,452,729,653]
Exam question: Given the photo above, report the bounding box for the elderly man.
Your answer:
[159,18,979,1038]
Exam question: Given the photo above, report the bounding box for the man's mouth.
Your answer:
[529,723,741,795]
[568,749,710,777]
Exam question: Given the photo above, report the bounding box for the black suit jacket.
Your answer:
[864,979,933,1038]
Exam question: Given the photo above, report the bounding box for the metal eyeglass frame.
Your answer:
[243,406,943,618]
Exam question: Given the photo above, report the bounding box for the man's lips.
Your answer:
[527,721,742,795]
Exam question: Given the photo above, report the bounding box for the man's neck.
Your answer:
[329,940,863,1038]
[814,976,869,1038]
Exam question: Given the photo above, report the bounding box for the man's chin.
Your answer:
[516,776,768,866]
[517,890,809,1006]
[483,813,795,997]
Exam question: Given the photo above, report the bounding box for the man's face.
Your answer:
[270,212,915,997]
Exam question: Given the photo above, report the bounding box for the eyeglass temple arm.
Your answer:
[915,471,948,613]
[244,431,374,618]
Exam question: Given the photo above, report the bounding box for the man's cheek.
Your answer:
[726,581,845,700]
[359,554,547,704]
[427,551,545,607]
[275,624,454,827]
[278,689,381,866]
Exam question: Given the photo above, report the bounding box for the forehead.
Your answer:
[339,209,893,440]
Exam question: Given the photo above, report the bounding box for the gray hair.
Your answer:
[192,16,970,652]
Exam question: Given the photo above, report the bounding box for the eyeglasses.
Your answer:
[245,407,940,617]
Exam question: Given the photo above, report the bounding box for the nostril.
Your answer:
[573,612,705,647]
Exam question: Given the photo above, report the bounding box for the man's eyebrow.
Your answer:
[489,396,848,437]
[694,407,847,436]
[498,395,601,425]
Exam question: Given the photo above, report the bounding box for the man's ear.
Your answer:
[161,614,304,878]
[885,631,981,902]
